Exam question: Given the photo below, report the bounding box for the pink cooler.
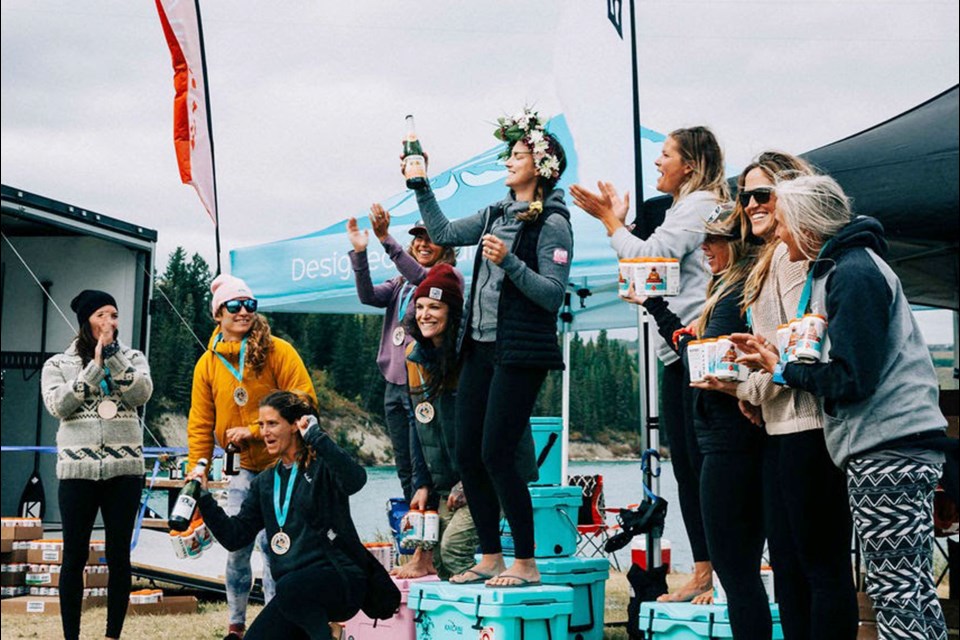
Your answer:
[341,574,440,640]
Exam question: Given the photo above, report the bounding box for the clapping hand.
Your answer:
[570,181,631,235]
[346,217,369,253]
[369,203,391,241]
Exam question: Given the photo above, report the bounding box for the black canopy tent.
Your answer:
[633,86,960,310]
[803,85,959,310]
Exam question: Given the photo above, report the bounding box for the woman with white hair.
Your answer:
[734,174,948,640]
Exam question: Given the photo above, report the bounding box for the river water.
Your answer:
[131,460,689,580]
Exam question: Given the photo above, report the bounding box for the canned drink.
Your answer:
[703,339,718,376]
[617,259,640,298]
[633,258,681,297]
[182,529,202,558]
[794,314,827,361]
[776,324,792,363]
[399,509,424,549]
[423,510,439,544]
[786,319,801,362]
[169,531,188,560]
[713,336,741,382]
[686,340,707,382]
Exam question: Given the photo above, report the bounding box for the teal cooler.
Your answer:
[501,485,581,558]
[503,556,609,640]
[530,417,562,486]
[410,582,573,640]
[638,602,784,639]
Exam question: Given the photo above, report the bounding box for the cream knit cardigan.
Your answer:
[736,243,822,435]
[42,340,153,480]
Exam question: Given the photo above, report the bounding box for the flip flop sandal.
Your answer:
[485,574,542,589]
[450,568,497,584]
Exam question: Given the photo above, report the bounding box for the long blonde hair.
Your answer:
[696,237,758,338]
[670,126,730,203]
[244,314,274,375]
[739,151,816,312]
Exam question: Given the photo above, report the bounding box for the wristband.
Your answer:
[102,341,120,359]
[772,363,788,386]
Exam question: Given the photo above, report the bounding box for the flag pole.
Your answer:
[193,0,221,275]
[629,0,644,206]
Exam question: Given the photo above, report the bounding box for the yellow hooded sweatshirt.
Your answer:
[187,329,316,473]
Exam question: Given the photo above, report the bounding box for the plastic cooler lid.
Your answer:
[533,556,610,577]
[409,582,574,616]
[529,485,583,506]
[393,574,440,604]
[639,602,781,623]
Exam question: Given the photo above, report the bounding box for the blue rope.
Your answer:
[640,448,661,501]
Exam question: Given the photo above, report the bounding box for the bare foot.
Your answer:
[450,553,506,584]
[390,547,437,579]
[656,561,712,602]
[485,558,540,588]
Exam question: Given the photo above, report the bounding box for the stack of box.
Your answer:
[1,518,44,599]
[1,519,110,615]
[408,417,610,640]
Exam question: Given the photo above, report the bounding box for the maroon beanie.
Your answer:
[413,263,464,312]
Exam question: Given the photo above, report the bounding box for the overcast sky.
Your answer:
[2,0,958,274]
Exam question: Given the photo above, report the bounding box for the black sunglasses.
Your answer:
[223,298,258,314]
[738,188,774,208]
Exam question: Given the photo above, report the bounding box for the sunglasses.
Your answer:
[223,298,258,314]
[738,188,774,207]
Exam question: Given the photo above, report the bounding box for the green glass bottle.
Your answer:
[169,458,207,532]
[403,115,427,190]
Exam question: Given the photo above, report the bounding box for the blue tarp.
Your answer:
[231,115,667,331]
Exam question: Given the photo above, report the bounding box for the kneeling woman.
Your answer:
[194,391,373,639]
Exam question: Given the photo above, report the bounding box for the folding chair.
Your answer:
[568,474,621,570]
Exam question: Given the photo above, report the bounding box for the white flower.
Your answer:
[540,156,560,178]
[533,138,549,154]
[526,129,544,145]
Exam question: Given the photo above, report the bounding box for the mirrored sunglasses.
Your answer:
[223,298,258,314]
[738,188,774,208]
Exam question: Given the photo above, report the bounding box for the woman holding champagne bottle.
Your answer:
[406,107,573,587]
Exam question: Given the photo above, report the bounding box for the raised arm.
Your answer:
[107,347,153,409]
[302,419,367,496]
[414,186,488,247]
[41,351,101,419]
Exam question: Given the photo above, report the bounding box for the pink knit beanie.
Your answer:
[210,274,255,317]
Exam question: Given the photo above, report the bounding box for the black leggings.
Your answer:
[246,561,365,640]
[455,340,547,559]
[660,360,709,562]
[58,475,143,640]
[764,430,858,640]
[701,450,771,639]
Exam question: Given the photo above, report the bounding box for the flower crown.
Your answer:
[493,107,561,180]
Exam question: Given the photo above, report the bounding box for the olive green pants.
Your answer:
[435,499,479,580]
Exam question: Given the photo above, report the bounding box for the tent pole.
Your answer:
[637,304,662,568]
[561,328,571,487]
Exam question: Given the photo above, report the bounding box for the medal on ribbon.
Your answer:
[97,400,119,420]
[214,335,249,407]
[392,326,405,346]
[233,386,249,407]
[415,401,435,424]
[393,284,415,346]
[271,461,298,556]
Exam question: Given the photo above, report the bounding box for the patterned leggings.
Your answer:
[846,457,946,640]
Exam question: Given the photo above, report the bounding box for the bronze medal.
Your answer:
[97,400,119,420]
[233,386,249,407]
[415,401,435,424]
[270,531,291,555]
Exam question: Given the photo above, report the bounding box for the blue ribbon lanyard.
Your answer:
[795,240,831,319]
[99,366,115,395]
[397,283,415,322]
[213,334,247,383]
[273,462,299,529]
[745,307,753,331]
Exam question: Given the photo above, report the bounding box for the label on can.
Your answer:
[399,510,424,549]
[686,340,706,382]
[794,314,827,362]
[423,511,439,544]
[786,319,801,362]
[714,337,740,381]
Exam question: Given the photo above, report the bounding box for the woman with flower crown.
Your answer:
[407,108,573,587]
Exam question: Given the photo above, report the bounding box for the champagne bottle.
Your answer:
[402,114,427,189]
[169,458,207,532]
[224,443,240,476]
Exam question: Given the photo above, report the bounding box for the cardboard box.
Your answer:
[24,571,109,588]
[0,519,43,542]
[23,545,105,566]
[1,538,12,554]
[0,595,105,615]
[127,595,198,616]
[1,548,30,563]
[1,570,26,587]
